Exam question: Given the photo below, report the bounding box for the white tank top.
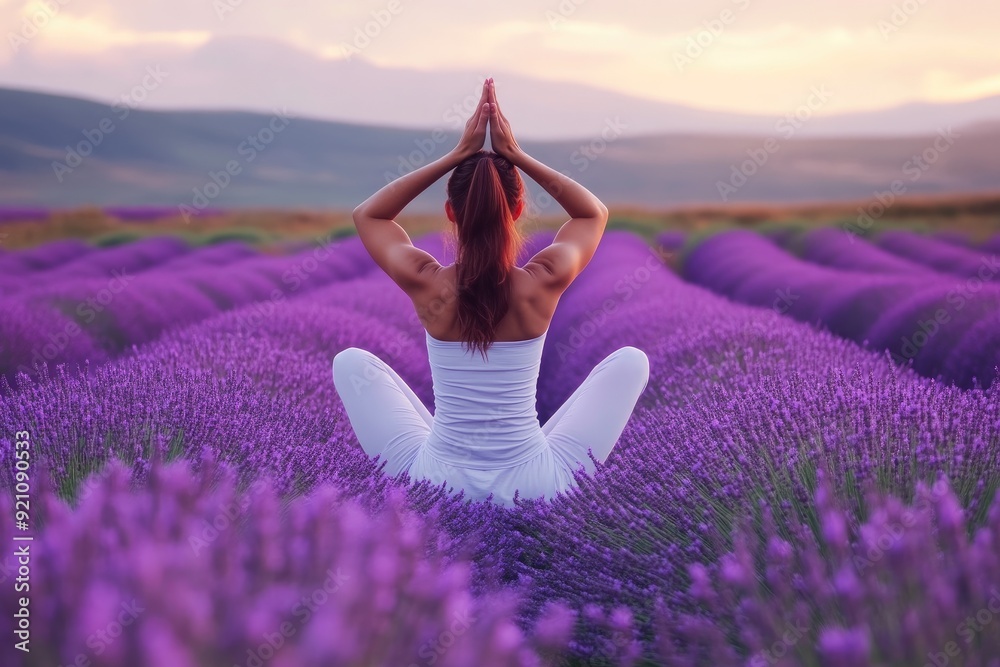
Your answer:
[422,328,550,469]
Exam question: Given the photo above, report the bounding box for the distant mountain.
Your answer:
[798,96,1000,137]
[1,87,998,213]
[4,36,1000,140]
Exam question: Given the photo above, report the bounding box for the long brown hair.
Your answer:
[445,150,526,361]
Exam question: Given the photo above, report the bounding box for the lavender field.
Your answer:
[2,225,1000,666]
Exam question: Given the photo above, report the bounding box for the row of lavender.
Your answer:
[1,235,399,388]
[2,232,999,664]
[0,207,227,223]
[679,228,1000,389]
[795,229,1000,282]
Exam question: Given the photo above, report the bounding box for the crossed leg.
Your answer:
[333,345,650,480]
[332,347,432,476]
[541,346,650,475]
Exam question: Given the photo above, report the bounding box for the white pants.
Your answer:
[332,346,649,505]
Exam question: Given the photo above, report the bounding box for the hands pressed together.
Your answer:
[453,77,522,164]
[358,75,601,232]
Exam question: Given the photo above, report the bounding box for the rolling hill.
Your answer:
[2,87,999,213]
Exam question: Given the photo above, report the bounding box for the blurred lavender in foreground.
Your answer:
[0,457,998,666]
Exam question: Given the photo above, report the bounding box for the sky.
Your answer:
[2,0,999,118]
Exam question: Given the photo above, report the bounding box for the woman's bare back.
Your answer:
[413,263,562,342]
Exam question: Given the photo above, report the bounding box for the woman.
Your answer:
[333,77,649,506]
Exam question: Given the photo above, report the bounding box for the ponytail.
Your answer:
[445,151,525,361]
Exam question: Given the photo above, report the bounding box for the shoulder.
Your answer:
[392,246,443,293]
[510,266,559,315]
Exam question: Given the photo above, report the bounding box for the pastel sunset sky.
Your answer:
[3,0,998,117]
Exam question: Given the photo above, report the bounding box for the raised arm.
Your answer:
[350,80,493,292]
[486,80,608,292]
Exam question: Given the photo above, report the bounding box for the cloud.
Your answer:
[924,72,1000,103]
[31,14,210,55]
